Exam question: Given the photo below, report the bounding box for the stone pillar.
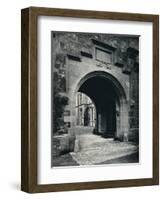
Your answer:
[117,99,129,141]
[97,112,102,133]
[115,101,120,138]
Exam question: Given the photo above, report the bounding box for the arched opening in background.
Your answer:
[76,92,96,127]
[75,71,127,139]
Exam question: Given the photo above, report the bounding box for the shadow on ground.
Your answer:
[52,151,139,167]
[52,133,139,167]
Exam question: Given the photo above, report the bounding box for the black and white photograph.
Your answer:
[20,6,159,193]
[51,31,139,167]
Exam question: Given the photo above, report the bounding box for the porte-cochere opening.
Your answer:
[74,71,128,141]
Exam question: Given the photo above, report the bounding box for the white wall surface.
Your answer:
[0,0,162,199]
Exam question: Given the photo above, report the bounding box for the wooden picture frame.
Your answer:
[21,7,159,193]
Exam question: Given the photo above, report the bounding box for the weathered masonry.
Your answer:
[52,32,139,157]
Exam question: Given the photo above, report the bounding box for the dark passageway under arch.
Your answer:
[77,72,127,138]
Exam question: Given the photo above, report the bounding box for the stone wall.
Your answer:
[51,31,139,148]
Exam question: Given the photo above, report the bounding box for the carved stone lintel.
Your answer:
[92,39,116,51]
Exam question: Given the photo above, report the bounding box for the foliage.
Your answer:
[53,72,69,134]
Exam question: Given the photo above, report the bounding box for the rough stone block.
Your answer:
[52,134,76,158]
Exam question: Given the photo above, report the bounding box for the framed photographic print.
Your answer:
[21,7,159,193]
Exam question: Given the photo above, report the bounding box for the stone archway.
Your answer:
[72,71,128,141]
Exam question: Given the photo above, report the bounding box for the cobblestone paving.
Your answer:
[70,133,138,165]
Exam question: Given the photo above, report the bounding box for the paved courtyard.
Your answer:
[53,133,139,167]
